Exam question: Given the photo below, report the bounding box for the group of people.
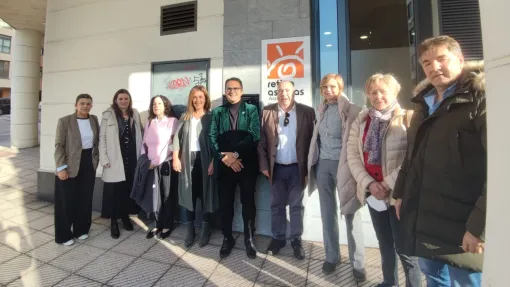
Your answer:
[53,35,486,287]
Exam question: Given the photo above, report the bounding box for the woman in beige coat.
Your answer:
[307,73,365,281]
[346,74,421,287]
[99,89,143,239]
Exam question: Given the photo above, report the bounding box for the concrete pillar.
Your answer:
[10,30,42,148]
[479,0,510,286]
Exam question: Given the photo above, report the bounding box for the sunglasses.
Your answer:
[284,112,290,127]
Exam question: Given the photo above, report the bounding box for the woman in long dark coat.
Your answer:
[173,85,218,247]
[99,89,143,239]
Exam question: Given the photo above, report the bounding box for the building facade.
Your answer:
[0,19,13,99]
[3,1,510,285]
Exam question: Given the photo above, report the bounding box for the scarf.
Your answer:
[363,101,397,165]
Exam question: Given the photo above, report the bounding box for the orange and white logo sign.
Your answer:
[262,36,311,107]
[266,41,305,79]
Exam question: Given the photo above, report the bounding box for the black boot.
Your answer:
[185,221,195,248]
[111,218,120,239]
[244,221,257,259]
[219,236,235,258]
[198,222,211,247]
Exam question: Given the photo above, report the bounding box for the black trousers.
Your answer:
[156,165,179,230]
[218,164,257,238]
[368,205,422,286]
[102,181,139,220]
[186,151,211,222]
[54,149,95,243]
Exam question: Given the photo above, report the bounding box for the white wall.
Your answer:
[351,47,413,108]
[480,0,510,285]
[40,0,224,172]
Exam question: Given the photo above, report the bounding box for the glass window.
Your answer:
[319,0,339,77]
[0,61,9,79]
[0,36,11,54]
[348,0,412,107]
[151,60,209,106]
[315,0,351,106]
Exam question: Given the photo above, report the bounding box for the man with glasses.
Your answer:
[210,77,261,259]
[257,80,315,260]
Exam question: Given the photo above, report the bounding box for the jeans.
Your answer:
[418,257,482,287]
[368,205,421,286]
[270,163,304,240]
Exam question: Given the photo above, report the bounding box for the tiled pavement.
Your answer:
[0,146,421,287]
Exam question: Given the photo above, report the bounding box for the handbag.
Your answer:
[161,161,170,176]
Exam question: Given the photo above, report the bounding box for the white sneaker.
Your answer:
[63,239,75,246]
[77,234,89,240]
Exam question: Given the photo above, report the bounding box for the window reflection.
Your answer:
[319,0,339,77]
[349,0,412,107]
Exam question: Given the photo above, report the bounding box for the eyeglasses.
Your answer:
[284,112,290,127]
[226,87,241,92]
[321,85,338,90]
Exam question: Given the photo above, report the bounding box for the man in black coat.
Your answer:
[393,36,486,286]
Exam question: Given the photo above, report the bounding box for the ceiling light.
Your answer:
[323,31,331,35]
[326,44,332,47]
[360,35,368,40]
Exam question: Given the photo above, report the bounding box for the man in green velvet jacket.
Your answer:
[209,77,260,259]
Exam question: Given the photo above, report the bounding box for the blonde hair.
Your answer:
[183,85,211,120]
[320,73,344,101]
[364,73,401,96]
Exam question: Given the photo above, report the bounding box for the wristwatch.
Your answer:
[233,151,239,159]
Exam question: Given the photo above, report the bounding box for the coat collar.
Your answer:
[319,93,351,118]
[269,101,304,138]
[412,60,485,105]
[70,113,81,147]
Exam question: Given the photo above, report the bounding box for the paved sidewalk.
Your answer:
[0,146,417,287]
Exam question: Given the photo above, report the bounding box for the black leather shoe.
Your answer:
[267,239,286,256]
[122,218,134,231]
[353,268,367,282]
[322,261,337,274]
[219,237,235,258]
[244,235,257,259]
[146,228,160,239]
[158,228,173,240]
[291,238,305,260]
[111,220,120,239]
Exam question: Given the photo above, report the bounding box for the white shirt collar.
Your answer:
[278,102,296,113]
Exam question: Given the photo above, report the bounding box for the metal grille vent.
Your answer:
[439,0,483,60]
[161,1,197,36]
